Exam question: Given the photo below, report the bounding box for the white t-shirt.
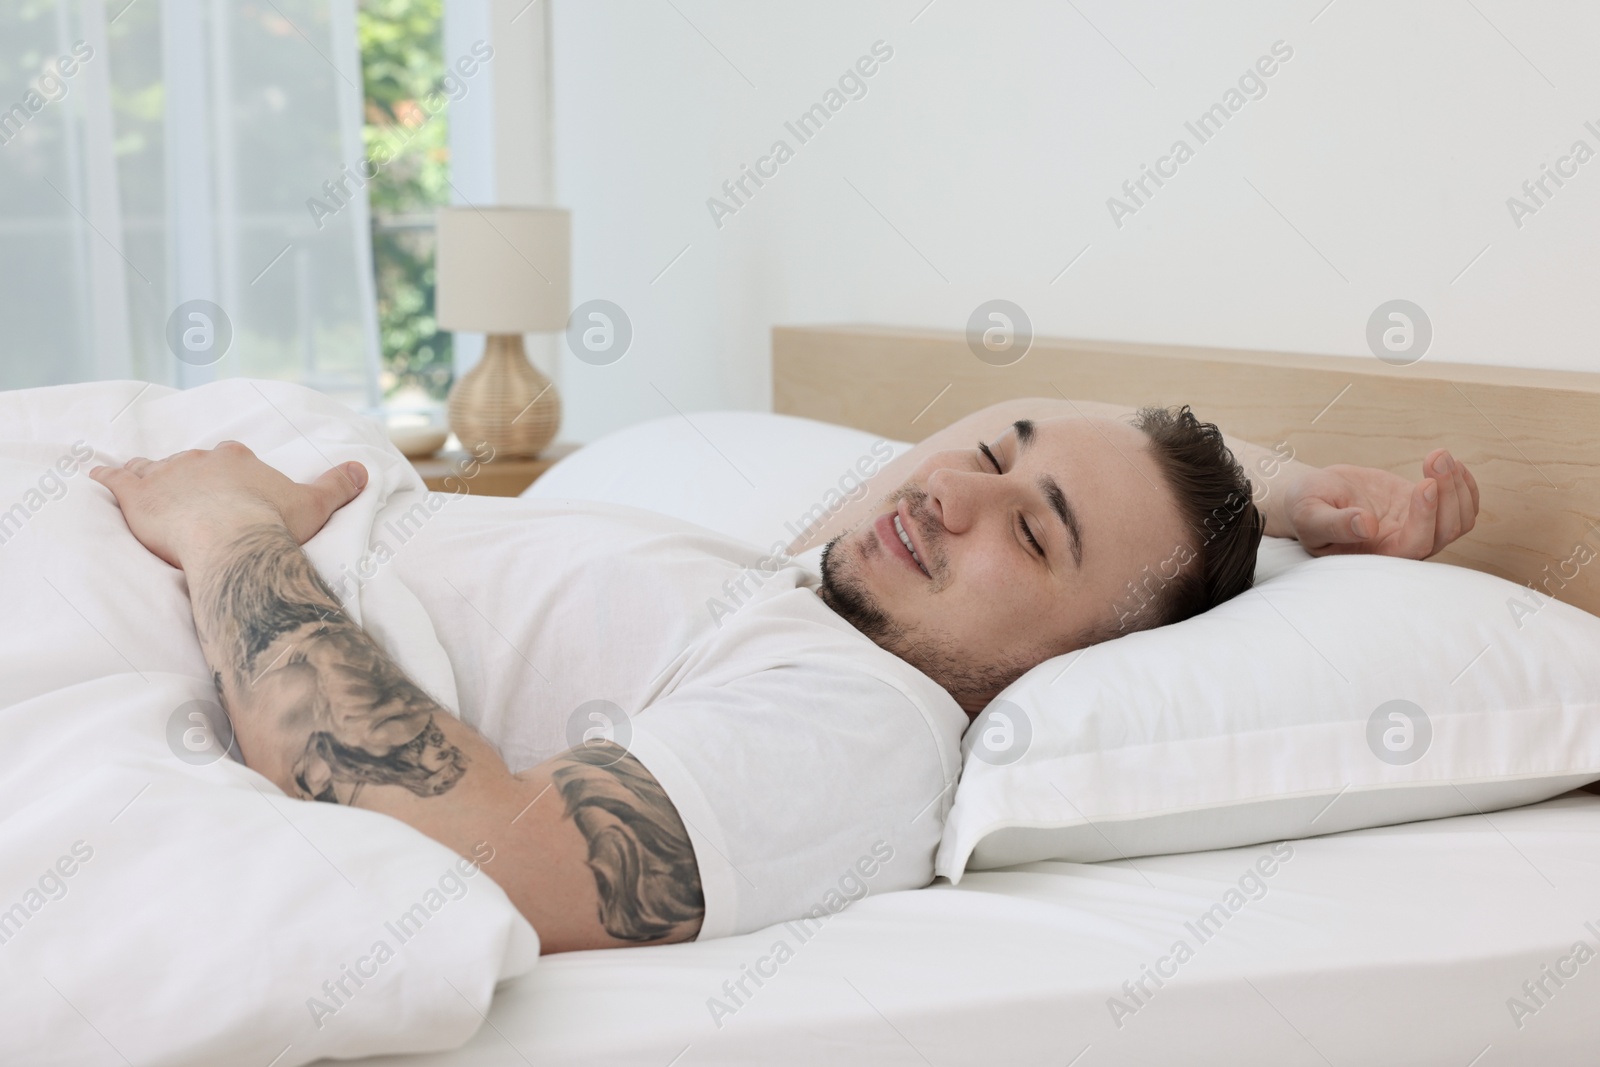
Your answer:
[385,496,967,938]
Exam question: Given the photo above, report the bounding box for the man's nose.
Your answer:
[924,466,993,535]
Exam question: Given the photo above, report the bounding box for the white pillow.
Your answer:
[526,412,909,548]
[937,548,1600,879]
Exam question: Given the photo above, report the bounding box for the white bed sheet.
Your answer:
[348,790,1600,1065]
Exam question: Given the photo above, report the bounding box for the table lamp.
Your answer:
[435,205,570,457]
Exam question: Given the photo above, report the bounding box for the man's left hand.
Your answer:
[1280,449,1479,559]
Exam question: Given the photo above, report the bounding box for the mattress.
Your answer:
[348,789,1600,1065]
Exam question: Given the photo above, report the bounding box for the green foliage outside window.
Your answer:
[358,0,452,400]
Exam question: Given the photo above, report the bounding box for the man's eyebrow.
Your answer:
[1008,418,1082,566]
[1038,476,1083,568]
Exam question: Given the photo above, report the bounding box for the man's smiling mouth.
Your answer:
[893,513,930,577]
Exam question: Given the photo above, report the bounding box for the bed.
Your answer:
[349,793,1600,1065]
[344,326,1600,1066]
[4,328,1597,1065]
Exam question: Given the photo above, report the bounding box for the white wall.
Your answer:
[548,0,1600,443]
[446,0,558,384]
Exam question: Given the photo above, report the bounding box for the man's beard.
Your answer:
[818,533,904,645]
[816,485,938,652]
[817,509,1034,715]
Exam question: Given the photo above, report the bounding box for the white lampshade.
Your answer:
[434,206,570,333]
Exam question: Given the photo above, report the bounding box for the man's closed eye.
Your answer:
[977,441,1047,559]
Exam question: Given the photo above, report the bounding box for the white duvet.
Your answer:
[0,380,539,1067]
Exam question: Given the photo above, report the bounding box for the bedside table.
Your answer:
[410,442,580,498]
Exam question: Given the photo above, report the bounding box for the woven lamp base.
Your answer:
[447,333,561,458]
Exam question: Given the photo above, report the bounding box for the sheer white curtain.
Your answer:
[0,0,381,411]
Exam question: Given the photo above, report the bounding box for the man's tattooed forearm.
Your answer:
[198,524,468,805]
[553,742,704,943]
[201,526,349,678]
[293,711,467,804]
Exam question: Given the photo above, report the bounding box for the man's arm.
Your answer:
[91,445,702,954]
[791,397,1478,559]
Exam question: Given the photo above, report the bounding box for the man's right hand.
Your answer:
[89,442,367,570]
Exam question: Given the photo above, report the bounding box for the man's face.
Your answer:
[819,415,1188,714]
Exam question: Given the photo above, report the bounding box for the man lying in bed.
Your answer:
[88,397,1478,955]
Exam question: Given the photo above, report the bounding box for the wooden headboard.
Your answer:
[773,325,1600,616]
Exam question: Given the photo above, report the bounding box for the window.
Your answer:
[357,0,453,407]
[0,0,383,406]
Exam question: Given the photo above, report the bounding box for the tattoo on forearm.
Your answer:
[553,742,704,943]
[198,525,467,805]
[293,710,466,804]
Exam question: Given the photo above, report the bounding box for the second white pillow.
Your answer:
[937,549,1600,878]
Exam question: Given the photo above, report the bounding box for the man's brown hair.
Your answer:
[1123,405,1264,631]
